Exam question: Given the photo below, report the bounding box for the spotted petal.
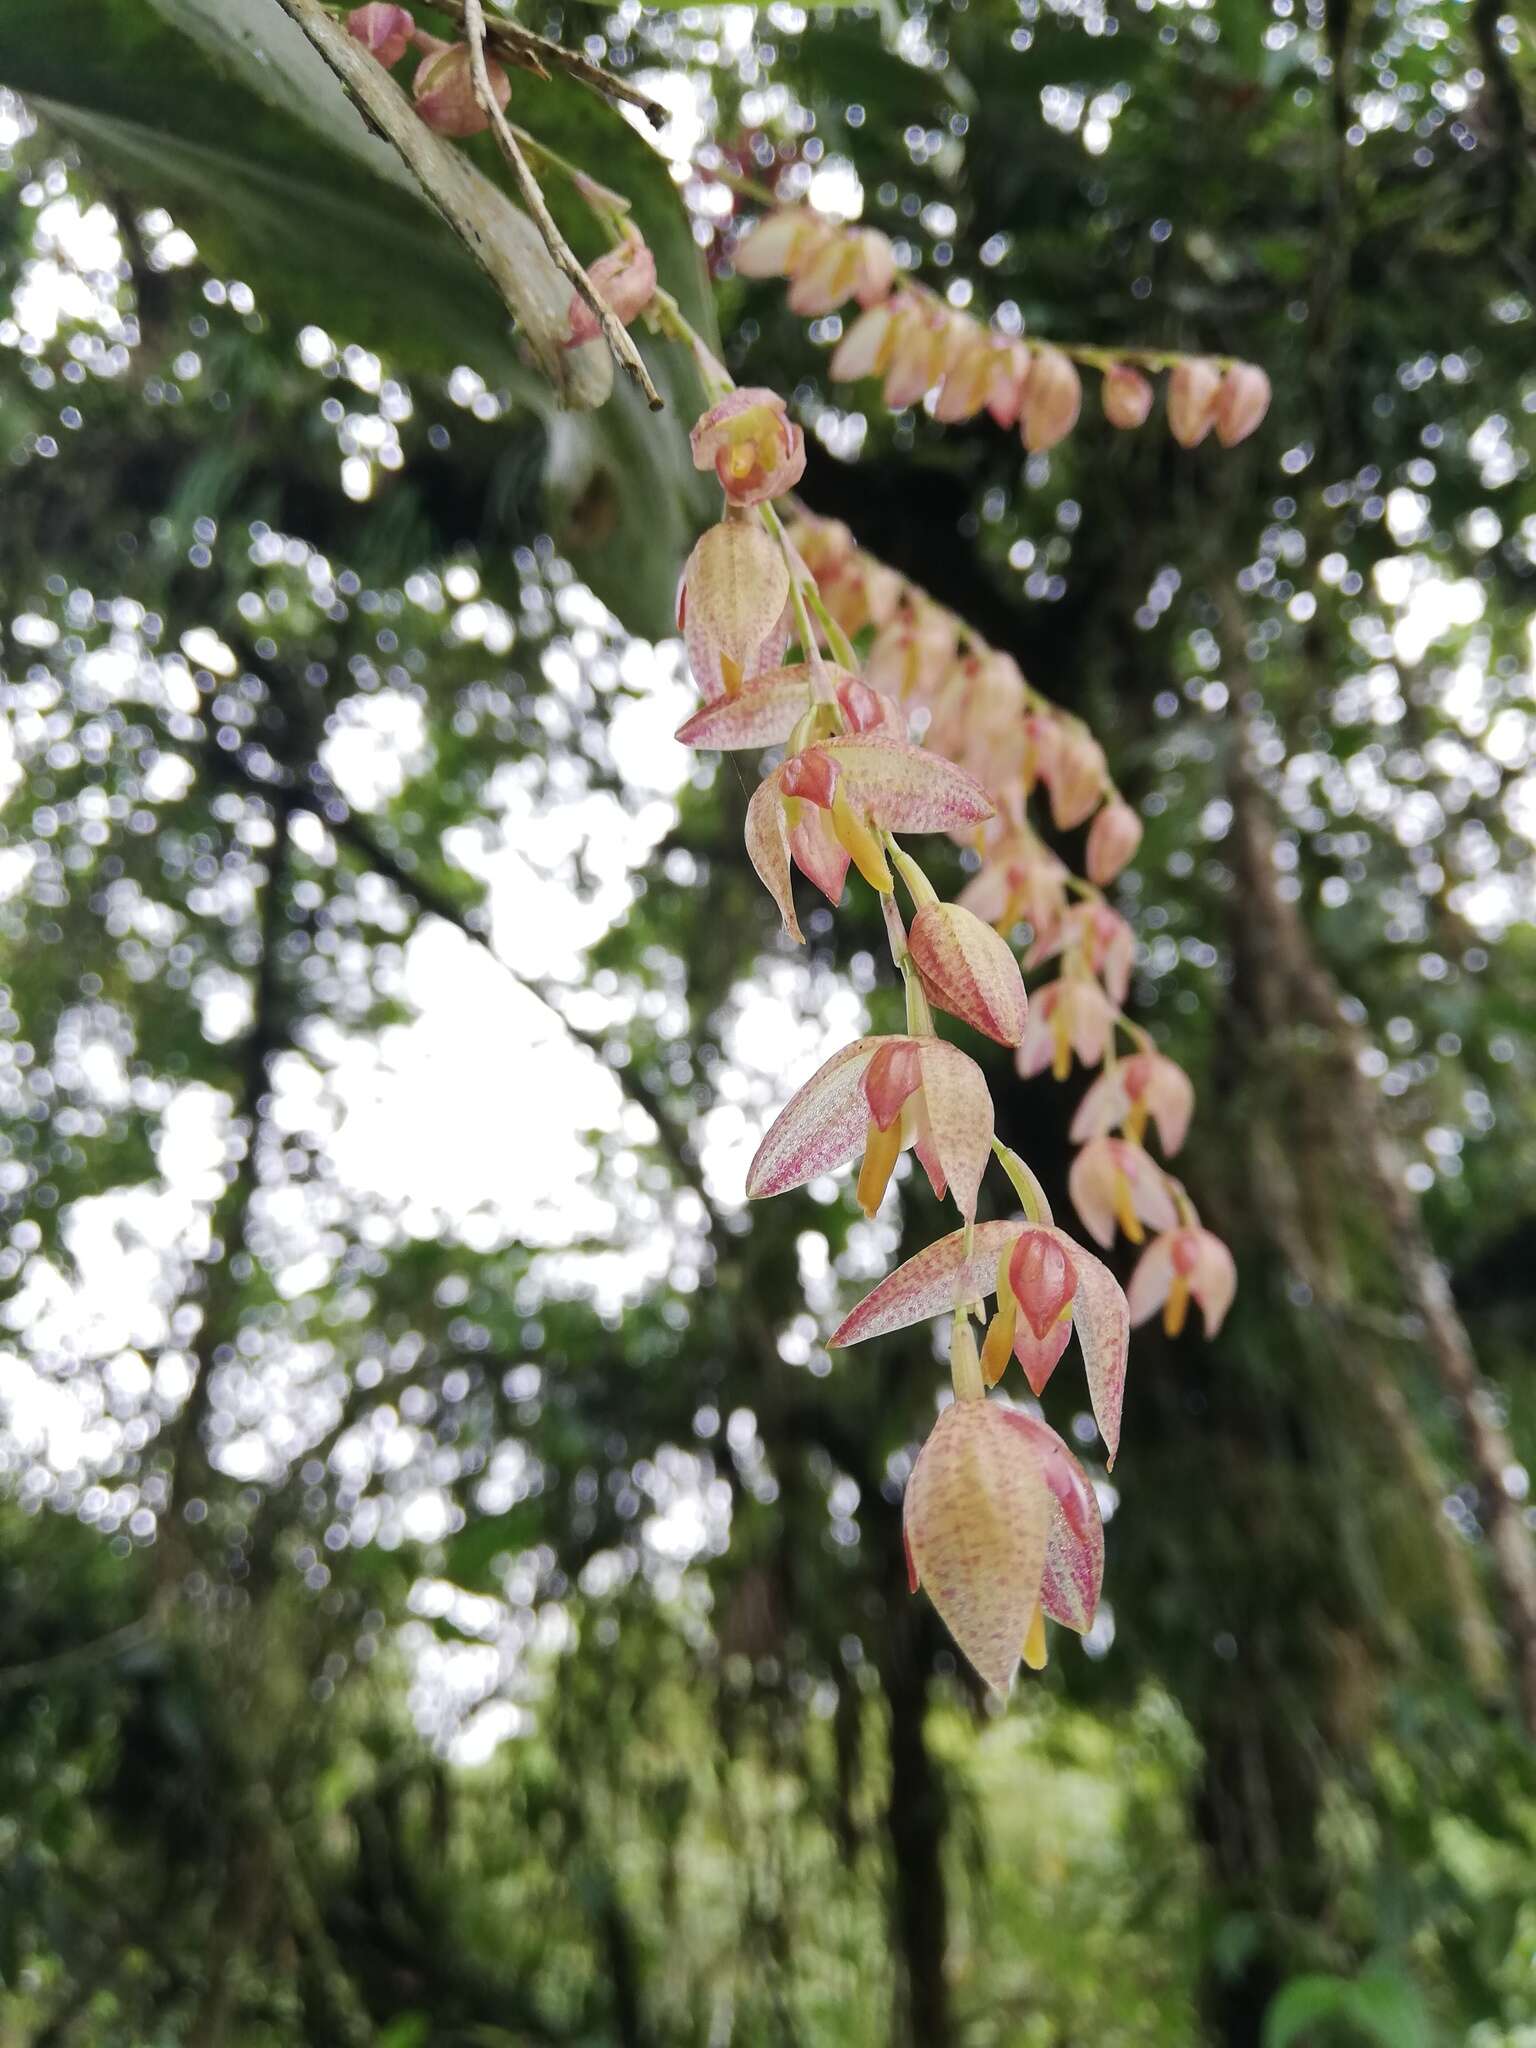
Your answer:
[1056,1230,1131,1464]
[677,665,826,749]
[1001,1412,1104,1634]
[903,1400,1050,1694]
[909,902,1028,1047]
[745,1037,881,1196]
[831,1221,1024,1348]
[745,776,801,942]
[682,520,791,700]
[826,737,994,833]
[914,1039,994,1224]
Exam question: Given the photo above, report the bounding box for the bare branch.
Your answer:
[461,0,664,410]
[430,0,669,128]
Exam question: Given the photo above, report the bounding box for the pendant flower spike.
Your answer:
[747,736,994,944]
[832,1218,1132,1462]
[903,1398,1104,1693]
[746,1034,994,1223]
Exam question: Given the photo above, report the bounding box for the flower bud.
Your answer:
[1085,797,1143,885]
[1020,345,1081,453]
[413,41,509,137]
[1215,362,1271,447]
[347,3,415,66]
[1101,363,1152,430]
[908,901,1029,1048]
[564,232,656,348]
[1166,357,1222,448]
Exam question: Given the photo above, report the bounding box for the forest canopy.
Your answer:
[0,0,1534,2042]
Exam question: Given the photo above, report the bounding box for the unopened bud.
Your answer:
[413,42,509,137]
[1085,798,1143,886]
[1215,362,1271,447]
[347,3,415,66]
[1101,362,1152,430]
[1166,357,1222,448]
[1020,345,1081,453]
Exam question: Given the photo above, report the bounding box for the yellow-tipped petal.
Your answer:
[1022,1603,1048,1670]
[856,1115,904,1217]
[1124,1098,1149,1146]
[1163,1273,1190,1339]
[832,784,894,893]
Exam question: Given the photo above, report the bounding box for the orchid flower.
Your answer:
[746,1034,994,1223]
[1021,345,1083,453]
[831,1217,1131,1461]
[1026,901,1134,1010]
[1070,1051,1195,1156]
[1128,1225,1237,1337]
[690,389,806,507]
[677,516,790,701]
[746,736,993,942]
[346,3,415,66]
[903,1396,1104,1692]
[564,231,657,349]
[1017,975,1115,1081]
[412,40,508,136]
[1068,1136,1180,1249]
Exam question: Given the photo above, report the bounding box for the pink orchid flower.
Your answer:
[677,517,790,702]
[1026,902,1134,1009]
[1128,1225,1237,1338]
[831,1216,1131,1462]
[412,40,509,136]
[690,389,806,507]
[746,1034,994,1223]
[346,3,415,66]
[960,834,1071,948]
[564,232,657,349]
[1068,1136,1180,1249]
[1070,1052,1195,1157]
[865,602,959,702]
[903,1398,1104,1692]
[746,737,994,943]
[1017,976,1115,1081]
[732,207,836,283]
[786,226,897,315]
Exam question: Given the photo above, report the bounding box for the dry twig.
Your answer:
[461,0,664,408]
[431,0,669,128]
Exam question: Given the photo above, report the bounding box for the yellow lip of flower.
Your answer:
[1163,1272,1191,1338]
[980,1239,1018,1386]
[1113,1167,1145,1245]
[830,784,893,893]
[855,1113,904,1217]
[1022,1602,1048,1670]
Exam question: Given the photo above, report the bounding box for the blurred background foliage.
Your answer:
[0,0,1534,2040]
